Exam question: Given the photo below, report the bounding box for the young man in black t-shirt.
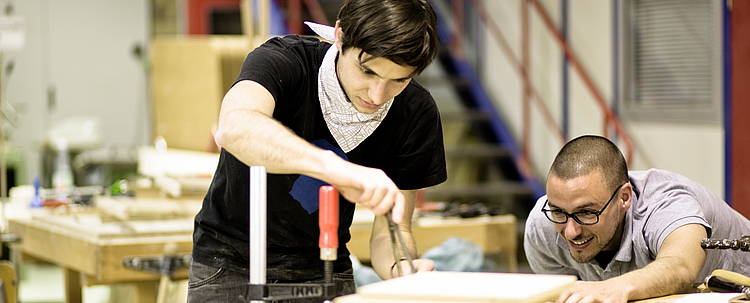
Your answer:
[188,0,445,301]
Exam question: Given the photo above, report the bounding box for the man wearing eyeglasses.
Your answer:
[524,135,750,303]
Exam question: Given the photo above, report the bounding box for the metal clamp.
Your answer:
[122,254,191,278]
[247,282,336,301]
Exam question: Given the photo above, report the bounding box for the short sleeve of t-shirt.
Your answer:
[234,36,316,105]
[390,89,446,189]
[638,178,711,256]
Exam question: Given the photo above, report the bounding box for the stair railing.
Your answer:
[442,0,636,171]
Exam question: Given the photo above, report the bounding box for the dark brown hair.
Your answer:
[549,135,629,190]
[337,0,439,75]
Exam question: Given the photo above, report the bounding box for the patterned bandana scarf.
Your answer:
[306,22,394,153]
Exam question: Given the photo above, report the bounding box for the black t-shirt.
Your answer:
[192,35,447,281]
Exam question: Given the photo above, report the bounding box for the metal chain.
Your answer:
[701,235,750,252]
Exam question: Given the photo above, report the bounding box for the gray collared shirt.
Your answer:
[524,169,750,282]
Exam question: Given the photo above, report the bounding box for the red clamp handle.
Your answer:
[318,186,339,249]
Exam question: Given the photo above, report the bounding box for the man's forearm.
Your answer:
[214,80,342,181]
[558,257,698,303]
[216,108,335,178]
[370,216,418,279]
[612,256,698,300]
[370,191,417,279]
[559,224,708,303]
[615,224,707,301]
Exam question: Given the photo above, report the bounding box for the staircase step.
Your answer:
[445,144,511,158]
[425,181,535,200]
[416,75,470,87]
[439,110,489,122]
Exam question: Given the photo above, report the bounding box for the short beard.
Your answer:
[568,220,624,263]
[568,237,597,263]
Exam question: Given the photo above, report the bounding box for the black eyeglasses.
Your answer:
[541,182,627,225]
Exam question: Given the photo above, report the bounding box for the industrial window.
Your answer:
[619,0,723,123]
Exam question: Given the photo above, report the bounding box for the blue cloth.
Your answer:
[289,139,348,213]
[422,237,484,272]
[350,255,382,287]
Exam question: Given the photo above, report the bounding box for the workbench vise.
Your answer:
[121,249,191,278]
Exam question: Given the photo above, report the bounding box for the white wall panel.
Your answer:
[7,0,149,184]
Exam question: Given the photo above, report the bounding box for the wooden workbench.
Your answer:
[7,203,196,303]
[9,201,516,302]
[348,214,518,272]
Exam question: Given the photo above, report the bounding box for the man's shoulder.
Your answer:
[257,35,330,62]
[262,35,329,49]
[628,168,713,206]
[628,168,689,182]
[399,80,432,102]
[393,80,438,115]
[628,168,719,249]
[528,195,549,217]
[525,195,559,239]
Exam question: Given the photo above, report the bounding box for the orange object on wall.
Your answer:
[188,0,240,35]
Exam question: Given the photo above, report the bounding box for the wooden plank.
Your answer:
[488,216,518,272]
[348,221,373,261]
[64,268,82,303]
[9,218,99,276]
[150,37,250,151]
[9,216,193,285]
[632,295,683,303]
[96,196,202,221]
[336,272,576,303]
[413,215,516,254]
[0,262,17,303]
[31,214,193,239]
[94,236,192,284]
[132,281,158,303]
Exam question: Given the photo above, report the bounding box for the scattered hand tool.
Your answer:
[705,275,750,298]
[704,269,750,300]
[701,235,750,252]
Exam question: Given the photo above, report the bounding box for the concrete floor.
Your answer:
[16,256,528,303]
[18,261,187,303]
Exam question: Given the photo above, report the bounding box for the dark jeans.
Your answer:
[187,261,356,303]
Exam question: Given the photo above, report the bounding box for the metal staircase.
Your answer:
[417,53,541,216]
[420,0,639,219]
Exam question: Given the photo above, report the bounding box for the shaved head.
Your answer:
[549,135,629,190]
